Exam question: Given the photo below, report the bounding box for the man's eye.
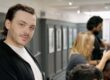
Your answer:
[30,26,35,30]
[19,23,25,26]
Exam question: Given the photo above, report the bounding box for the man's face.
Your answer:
[93,23,102,35]
[5,10,36,47]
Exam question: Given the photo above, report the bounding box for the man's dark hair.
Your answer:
[68,64,103,80]
[2,4,35,37]
[87,16,103,31]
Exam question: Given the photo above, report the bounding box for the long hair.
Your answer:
[70,32,95,60]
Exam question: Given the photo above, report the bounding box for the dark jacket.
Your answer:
[0,40,45,80]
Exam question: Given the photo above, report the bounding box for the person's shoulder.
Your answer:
[70,53,87,63]
[66,53,87,72]
[0,39,5,47]
[0,40,6,51]
[0,40,9,58]
[70,53,83,58]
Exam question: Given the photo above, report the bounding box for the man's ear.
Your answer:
[5,19,11,30]
[92,27,96,31]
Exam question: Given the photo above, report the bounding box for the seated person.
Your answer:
[66,32,110,80]
[103,60,110,80]
[68,64,103,80]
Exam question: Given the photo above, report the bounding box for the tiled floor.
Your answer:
[53,71,66,80]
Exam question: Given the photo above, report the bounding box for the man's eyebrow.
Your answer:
[18,20,27,24]
[17,20,36,26]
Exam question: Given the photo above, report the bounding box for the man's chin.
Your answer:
[20,42,28,46]
[20,39,30,46]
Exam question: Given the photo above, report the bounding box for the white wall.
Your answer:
[103,19,110,42]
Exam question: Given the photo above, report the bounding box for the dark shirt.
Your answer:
[0,40,44,80]
[92,36,103,60]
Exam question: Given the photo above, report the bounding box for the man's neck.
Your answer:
[4,39,23,48]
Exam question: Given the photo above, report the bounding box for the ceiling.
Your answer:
[38,0,110,12]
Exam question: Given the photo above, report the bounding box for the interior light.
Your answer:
[77,10,80,14]
[69,2,72,6]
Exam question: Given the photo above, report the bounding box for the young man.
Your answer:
[0,4,44,80]
[68,64,103,80]
[87,16,105,60]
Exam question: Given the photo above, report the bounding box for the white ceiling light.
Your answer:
[69,2,72,6]
[77,10,80,14]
